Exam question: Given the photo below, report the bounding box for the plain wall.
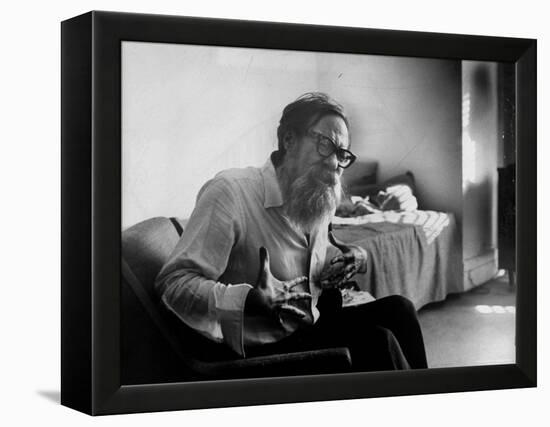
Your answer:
[122,42,462,229]
[318,55,462,217]
[122,42,321,228]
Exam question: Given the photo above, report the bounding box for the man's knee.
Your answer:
[371,325,397,346]
[383,294,416,317]
[367,326,410,370]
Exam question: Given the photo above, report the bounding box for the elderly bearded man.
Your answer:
[155,93,428,371]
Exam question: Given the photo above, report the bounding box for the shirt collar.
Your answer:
[261,154,284,208]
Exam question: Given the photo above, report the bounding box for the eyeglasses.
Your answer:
[308,130,357,169]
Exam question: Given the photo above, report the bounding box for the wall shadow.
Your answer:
[36,390,60,404]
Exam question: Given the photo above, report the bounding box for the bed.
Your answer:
[331,161,463,309]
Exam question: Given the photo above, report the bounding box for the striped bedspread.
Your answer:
[333,210,451,244]
[331,211,462,309]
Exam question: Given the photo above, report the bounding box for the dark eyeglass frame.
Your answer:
[308,130,357,169]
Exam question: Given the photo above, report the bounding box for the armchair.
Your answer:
[121,217,352,384]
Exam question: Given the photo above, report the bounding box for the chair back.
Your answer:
[121,217,195,384]
[120,216,352,382]
[121,217,181,301]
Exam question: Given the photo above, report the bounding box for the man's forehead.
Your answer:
[311,115,350,146]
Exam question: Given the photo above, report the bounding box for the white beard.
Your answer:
[278,162,342,233]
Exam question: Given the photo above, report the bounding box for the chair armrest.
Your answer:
[198,347,352,379]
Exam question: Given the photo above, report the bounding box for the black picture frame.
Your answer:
[61,10,536,415]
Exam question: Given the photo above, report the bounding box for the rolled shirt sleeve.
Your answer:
[155,177,251,356]
[155,160,319,356]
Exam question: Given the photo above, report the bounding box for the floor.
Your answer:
[417,272,516,368]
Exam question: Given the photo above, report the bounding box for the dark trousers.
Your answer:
[248,293,428,371]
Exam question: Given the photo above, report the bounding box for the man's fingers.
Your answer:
[278,305,308,319]
[285,276,308,290]
[330,252,354,265]
[285,292,312,302]
[328,231,351,253]
[334,247,367,264]
[330,255,344,265]
[255,246,271,289]
[259,246,270,272]
[339,264,356,279]
[345,262,357,272]
[321,264,357,289]
[335,270,356,288]
[326,264,355,281]
[275,291,312,303]
[343,270,355,283]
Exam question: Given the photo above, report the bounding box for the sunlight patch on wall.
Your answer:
[462,92,477,189]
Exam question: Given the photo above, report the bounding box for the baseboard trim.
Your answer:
[464,249,498,290]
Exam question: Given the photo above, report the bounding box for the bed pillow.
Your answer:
[373,184,418,211]
[371,171,417,211]
[338,170,418,215]
[381,171,416,193]
[351,171,414,197]
[351,171,417,211]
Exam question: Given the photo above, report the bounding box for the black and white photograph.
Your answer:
[3,0,546,425]
[120,42,517,384]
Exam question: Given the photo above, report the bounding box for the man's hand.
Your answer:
[320,231,368,289]
[245,247,311,323]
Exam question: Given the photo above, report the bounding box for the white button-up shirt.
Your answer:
[155,157,330,356]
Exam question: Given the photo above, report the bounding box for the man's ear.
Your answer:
[282,131,295,152]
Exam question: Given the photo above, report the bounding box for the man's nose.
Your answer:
[323,152,340,171]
